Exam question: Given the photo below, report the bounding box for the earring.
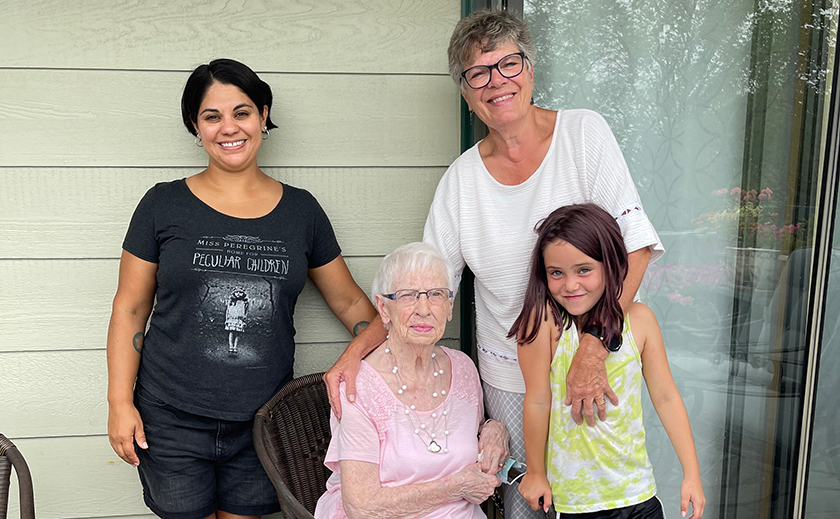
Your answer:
[261,127,269,140]
[195,134,203,147]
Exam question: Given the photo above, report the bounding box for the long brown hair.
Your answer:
[508,204,628,347]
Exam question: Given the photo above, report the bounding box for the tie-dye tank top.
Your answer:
[547,318,656,513]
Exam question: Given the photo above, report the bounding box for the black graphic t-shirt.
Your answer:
[123,179,341,420]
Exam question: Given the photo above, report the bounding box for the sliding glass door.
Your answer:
[518,1,839,517]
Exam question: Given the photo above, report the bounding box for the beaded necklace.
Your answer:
[385,342,450,454]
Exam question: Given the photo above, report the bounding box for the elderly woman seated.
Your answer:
[315,242,509,519]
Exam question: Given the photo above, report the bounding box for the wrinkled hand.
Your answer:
[681,476,705,518]
[565,333,618,426]
[518,472,552,512]
[477,420,510,474]
[108,401,147,466]
[324,352,361,421]
[449,463,501,505]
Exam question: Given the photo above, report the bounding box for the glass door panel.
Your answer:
[805,225,840,518]
[523,1,838,517]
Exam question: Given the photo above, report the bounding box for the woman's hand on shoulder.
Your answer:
[517,472,552,512]
[445,463,500,505]
[324,351,362,420]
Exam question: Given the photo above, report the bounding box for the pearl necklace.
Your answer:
[386,343,450,454]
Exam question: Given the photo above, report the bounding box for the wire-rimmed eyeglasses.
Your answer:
[381,288,454,306]
[460,52,526,89]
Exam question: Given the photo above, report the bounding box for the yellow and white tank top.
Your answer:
[547,319,656,513]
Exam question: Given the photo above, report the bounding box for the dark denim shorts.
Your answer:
[134,385,280,519]
[556,496,664,519]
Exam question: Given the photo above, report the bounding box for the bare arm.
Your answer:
[565,246,651,425]
[106,251,157,466]
[309,255,387,419]
[619,246,651,312]
[340,460,498,519]
[516,310,555,512]
[633,304,705,519]
[308,255,379,336]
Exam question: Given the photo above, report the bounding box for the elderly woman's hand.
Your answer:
[446,463,501,505]
[565,333,619,426]
[477,419,510,474]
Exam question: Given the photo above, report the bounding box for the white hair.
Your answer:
[371,242,456,297]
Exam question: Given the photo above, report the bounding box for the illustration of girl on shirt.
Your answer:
[225,288,249,355]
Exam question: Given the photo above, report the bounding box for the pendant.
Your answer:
[428,440,441,453]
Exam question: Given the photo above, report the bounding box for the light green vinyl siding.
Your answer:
[0,1,462,517]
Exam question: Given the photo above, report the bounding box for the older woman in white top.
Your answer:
[326,11,663,518]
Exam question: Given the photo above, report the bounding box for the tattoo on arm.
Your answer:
[132,332,144,354]
[352,321,370,337]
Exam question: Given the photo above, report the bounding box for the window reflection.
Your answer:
[805,237,840,517]
[524,0,838,516]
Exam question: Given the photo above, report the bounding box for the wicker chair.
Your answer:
[0,435,35,519]
[253,372,333,519]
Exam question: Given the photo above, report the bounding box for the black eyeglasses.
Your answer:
[381,288,454,306]
[460,52,526,89]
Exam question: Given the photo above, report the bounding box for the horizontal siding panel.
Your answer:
[2,337,462,437]
[2,1,464,517]
[0,0,456,73]
[6,436,150,518]
[0,259,119,351]
[0,167,444,259]
[2,351,108,437]
[0,70,460,167]
[0,258,461,353]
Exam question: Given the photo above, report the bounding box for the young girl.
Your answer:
[509,204,705,518]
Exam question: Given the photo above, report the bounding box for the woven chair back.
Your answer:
[253,372,332,519]
[0,434,35,519]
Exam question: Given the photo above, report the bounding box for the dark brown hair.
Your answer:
[508,204,628,346]
[181,58,278,136]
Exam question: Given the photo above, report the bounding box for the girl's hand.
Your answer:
[518,472,552,512]
[680,476,705,518]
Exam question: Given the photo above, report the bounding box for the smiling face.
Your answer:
[194,81,268,174]
[460,41,534,129]
[376,269,453,349]
[544,239,606,321]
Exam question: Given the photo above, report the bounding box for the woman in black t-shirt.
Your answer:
[106,59,384,519]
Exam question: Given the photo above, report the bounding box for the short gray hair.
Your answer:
[372,242,456,297]
[447,9,536,88]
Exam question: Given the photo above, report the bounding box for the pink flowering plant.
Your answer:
[643,262,735,307]
[693,187,809,250]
